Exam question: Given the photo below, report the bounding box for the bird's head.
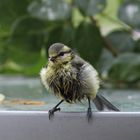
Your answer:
[48,43,74,66]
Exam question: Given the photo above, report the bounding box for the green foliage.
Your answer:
[0,0,140,87]
[9,17,46,65]
[74,21,103,66]
[46,23,74,50]
[134,39,140,53]
[28,0,72,21]
[74,0,106,16]
[0,38,7,64]
[0,0,30,33]
[108,53,140,83]
[106,30,135,53]
[118,1,140,29]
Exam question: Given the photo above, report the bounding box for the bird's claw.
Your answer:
[49,107,61,120]
[87,107,92,122]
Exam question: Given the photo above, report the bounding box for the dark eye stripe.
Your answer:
[58,50,71,56]
[49,50,71,59]
[59,52,65,56]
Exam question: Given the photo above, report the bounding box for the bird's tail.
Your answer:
[93,94,120,111]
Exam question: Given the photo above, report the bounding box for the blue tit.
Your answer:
[40,43,119,121]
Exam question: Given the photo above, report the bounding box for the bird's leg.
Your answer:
[49,99,64,120]
[87,97,92,122]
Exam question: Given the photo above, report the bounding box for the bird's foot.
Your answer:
[87,107,92,122]
[49,107,61,120]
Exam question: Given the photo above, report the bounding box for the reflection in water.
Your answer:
[0,77,139,112]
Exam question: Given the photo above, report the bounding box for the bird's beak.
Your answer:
[49,57,56,62]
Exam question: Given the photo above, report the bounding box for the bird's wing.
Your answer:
[72,55,100,99]
[71,55,86,70]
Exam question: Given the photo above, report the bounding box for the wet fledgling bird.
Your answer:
[40,43,119,120]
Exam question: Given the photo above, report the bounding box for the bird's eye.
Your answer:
[59,52,65,56]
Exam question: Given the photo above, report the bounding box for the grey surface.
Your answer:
[0,111,140,140]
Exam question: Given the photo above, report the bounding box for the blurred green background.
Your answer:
[0,0,140,88]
